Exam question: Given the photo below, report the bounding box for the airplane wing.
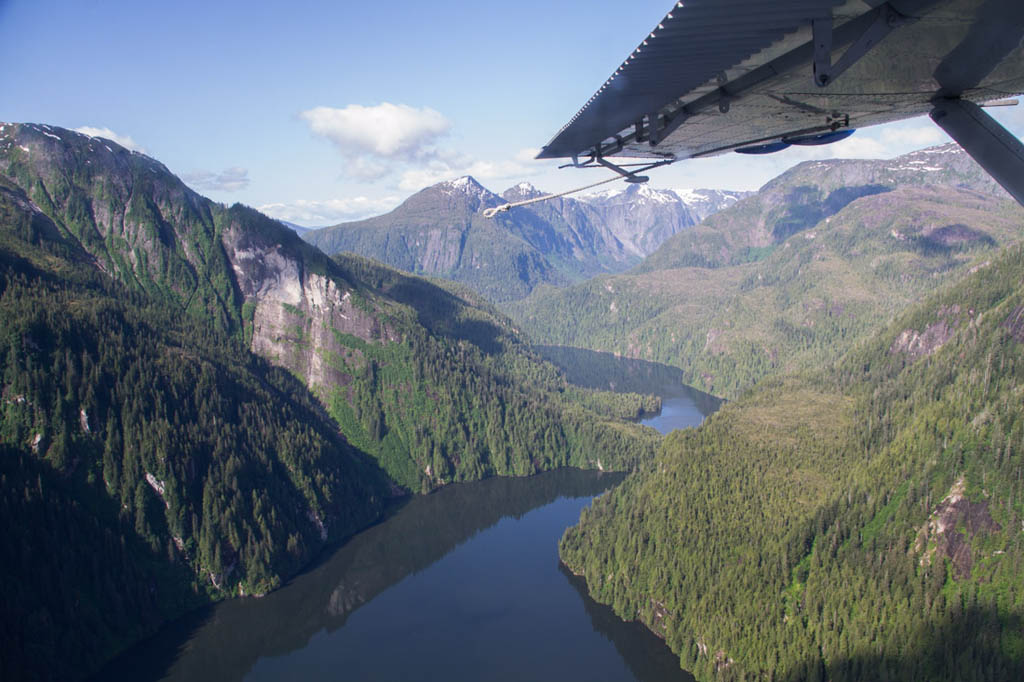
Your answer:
[536,0,1024,205]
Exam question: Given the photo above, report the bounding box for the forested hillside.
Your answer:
[561,243,1024,681]
[510,146,1024,398]
[309,253,660,490]
[0,175,388,680]
[0,123,658,488]
[0,124,659,680]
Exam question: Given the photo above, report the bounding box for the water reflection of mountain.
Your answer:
[97,469,624,682]
[560,564,696,682]
[536,345,722,413]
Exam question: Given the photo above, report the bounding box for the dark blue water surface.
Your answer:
[640,382,721,434]
[98,358,718,682]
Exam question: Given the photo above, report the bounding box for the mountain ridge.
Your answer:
[302,173,745,301]
[509,143,1024,398]
[560,239,1024,681]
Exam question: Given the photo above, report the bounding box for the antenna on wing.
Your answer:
[483,174,625,218]
[483,157,674,218]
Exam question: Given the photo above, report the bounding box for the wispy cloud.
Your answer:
[258,196,402,226]
[301,103,551,191]
[182,167,250,192]
[301,103,450,159]
[74,125,145,153]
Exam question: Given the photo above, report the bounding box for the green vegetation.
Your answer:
[317,255,660,491]
[0,180,387,681]
[0,124,661,680]
[510,184,1024,399]
[560,244,1024,681]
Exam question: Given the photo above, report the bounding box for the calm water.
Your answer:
[98,355,718,682]
[535,344,721,435]
[639,381,721,434]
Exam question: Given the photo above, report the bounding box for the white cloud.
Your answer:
[301,103,450,159]
[258,196,402,226]
[74,126,145,153]
[300,103,553,191]
[182,167,250,192]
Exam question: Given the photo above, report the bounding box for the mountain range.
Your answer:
[509,144,1024,398]
[302,176,747,302]
[5,119,1024,682]
[561,222,1024,682]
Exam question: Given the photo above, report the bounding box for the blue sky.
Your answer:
[3,0,1024,225]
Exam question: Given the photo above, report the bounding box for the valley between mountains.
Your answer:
[3,121,1024,682]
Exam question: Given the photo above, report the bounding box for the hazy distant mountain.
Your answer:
[669,187,751,222]
[302,176,567,302]
[638,143,1007,273]
[574,184,750,257]
[303,176,744,302]
[509,143,1023,398]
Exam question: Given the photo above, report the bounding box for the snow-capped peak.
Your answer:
[578,186,626,201]
[501,181,546,201]
[579,183,677,204]
[634,184,676,203]
[437,175,490,197]
[447,175,479,190]
[673,188,708,203]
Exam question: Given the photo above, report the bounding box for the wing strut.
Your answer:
[812,3,915,87]
[930,99,1024,206]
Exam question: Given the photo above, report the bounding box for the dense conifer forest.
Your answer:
[0,182,392,679]
[561,244,1024,681]
[0,126,659,680]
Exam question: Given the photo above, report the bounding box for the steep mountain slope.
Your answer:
[0,123,657,487]
[561,243,1024,681]
[302,177,569,301]
[577,184,748,257]
[510,146,1024,398]
[639,144,1004,272]
[0,172,388,681]
[0,123,659,679]
[302,176,743,302]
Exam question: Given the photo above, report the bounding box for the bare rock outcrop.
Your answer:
[889,305,963,360]
[915,475,999,579]
[223,221,395,393]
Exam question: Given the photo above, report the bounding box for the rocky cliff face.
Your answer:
[222,214,395,393]
[0,123,399,387]
[576,184,728,257]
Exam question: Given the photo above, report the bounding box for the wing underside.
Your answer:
[538,0,1024,163]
